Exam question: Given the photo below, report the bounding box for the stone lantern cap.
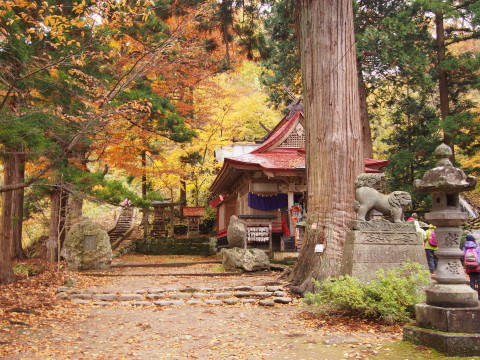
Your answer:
[413,143,476,193]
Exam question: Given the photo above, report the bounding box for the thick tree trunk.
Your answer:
[290,0,364,290]
[357,61,374,159]
[11,151,26,259]
[435,12,453,157]
[0,153,16,283]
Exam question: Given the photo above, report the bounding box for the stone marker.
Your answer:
[227,215,246,248]
[62,216,112,270]
[220,247,270,272]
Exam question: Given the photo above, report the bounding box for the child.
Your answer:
[463,234,480,298]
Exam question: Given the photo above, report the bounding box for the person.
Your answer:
[424,224,438,274]
[462,234,480,298]
[408,213,426,240]
[122,198,130,207]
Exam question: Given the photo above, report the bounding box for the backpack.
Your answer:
[464,248,479,269]
[428,231,437,247]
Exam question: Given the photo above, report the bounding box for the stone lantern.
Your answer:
[403,143,480,356]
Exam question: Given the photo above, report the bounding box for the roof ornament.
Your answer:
[283,85,304,119]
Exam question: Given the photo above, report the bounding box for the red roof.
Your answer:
[227,148,305,172]
[210,109,389,194]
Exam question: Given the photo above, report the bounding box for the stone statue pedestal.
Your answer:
[404,303,480,356]
[341,220,427,282]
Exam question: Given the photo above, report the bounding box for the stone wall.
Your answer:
[133,237,217,256]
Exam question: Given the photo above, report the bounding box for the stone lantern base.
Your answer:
[425,283,478,308]
[404,302,480,356]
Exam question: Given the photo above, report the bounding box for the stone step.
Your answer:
[56,286,295,307]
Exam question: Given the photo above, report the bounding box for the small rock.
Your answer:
[146,294,165,300]
[69,294,93,300]
[234,286,252,291]
[92,294,117,301]
[251,286,266,292]
[169,293,192,300]
[186,300,203,305]
[135,289,149,294]
[213,292,232,298]
[131,301,151,306]
[223,298,239,305]
[117,301,132,306]
[259,300,275,306]
[93,301,113,306]
[273,291,287,297]
[234,291,252,298]
[192,293,210,299]
[273,297,292,304]
[253,292,273,298]
[154,301,174,306]
[199,287,215,292]
[147,288,166,294]
[170,300,185,306]
[266,286,283,292]
[240,299,256,304]
[118,294,143,301]
[71,299,90,305]
[57,287,71,293]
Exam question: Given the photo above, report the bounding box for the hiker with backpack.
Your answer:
[463,234,480,297]
[424,224,438,274]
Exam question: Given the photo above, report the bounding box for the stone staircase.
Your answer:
[56,285,295,307]
[108,207,134,247]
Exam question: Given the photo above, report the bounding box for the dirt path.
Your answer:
[0,256,458,360]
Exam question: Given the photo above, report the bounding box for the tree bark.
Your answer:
[290,0,364,290]
[47,177,67,262]
[357,60,374,159]
[11,151,26,259]
[0,153,16,283]
[435,12,453,157]
[141,150,149,238]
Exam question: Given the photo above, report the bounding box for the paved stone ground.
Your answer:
[58,284,295,307]
[1,257,420,360]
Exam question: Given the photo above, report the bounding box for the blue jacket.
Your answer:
[463,241,480,273]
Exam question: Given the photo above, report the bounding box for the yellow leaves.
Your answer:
[72,0,86,15]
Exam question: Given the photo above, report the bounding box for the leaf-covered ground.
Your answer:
[0,256,473,360]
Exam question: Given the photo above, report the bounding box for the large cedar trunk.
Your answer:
[290,0,364,291]
[11,151,26,259]
[0,153,16,283]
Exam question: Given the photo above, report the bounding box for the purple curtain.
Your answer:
[248,192,288,211]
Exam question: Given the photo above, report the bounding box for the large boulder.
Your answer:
[220,247,270,272]
[227,215,246,248]
[62,217,112,271]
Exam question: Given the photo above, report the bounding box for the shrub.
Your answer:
[303,262,431,323]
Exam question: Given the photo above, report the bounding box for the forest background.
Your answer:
[0,0,479,283]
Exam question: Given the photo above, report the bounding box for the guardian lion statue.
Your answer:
[355,187,412,223]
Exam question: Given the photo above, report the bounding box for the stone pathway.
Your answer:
[57,284,295,307]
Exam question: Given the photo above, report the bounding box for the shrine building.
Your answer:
[209,107,388,255]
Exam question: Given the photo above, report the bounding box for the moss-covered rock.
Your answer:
[62,217,112,270]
